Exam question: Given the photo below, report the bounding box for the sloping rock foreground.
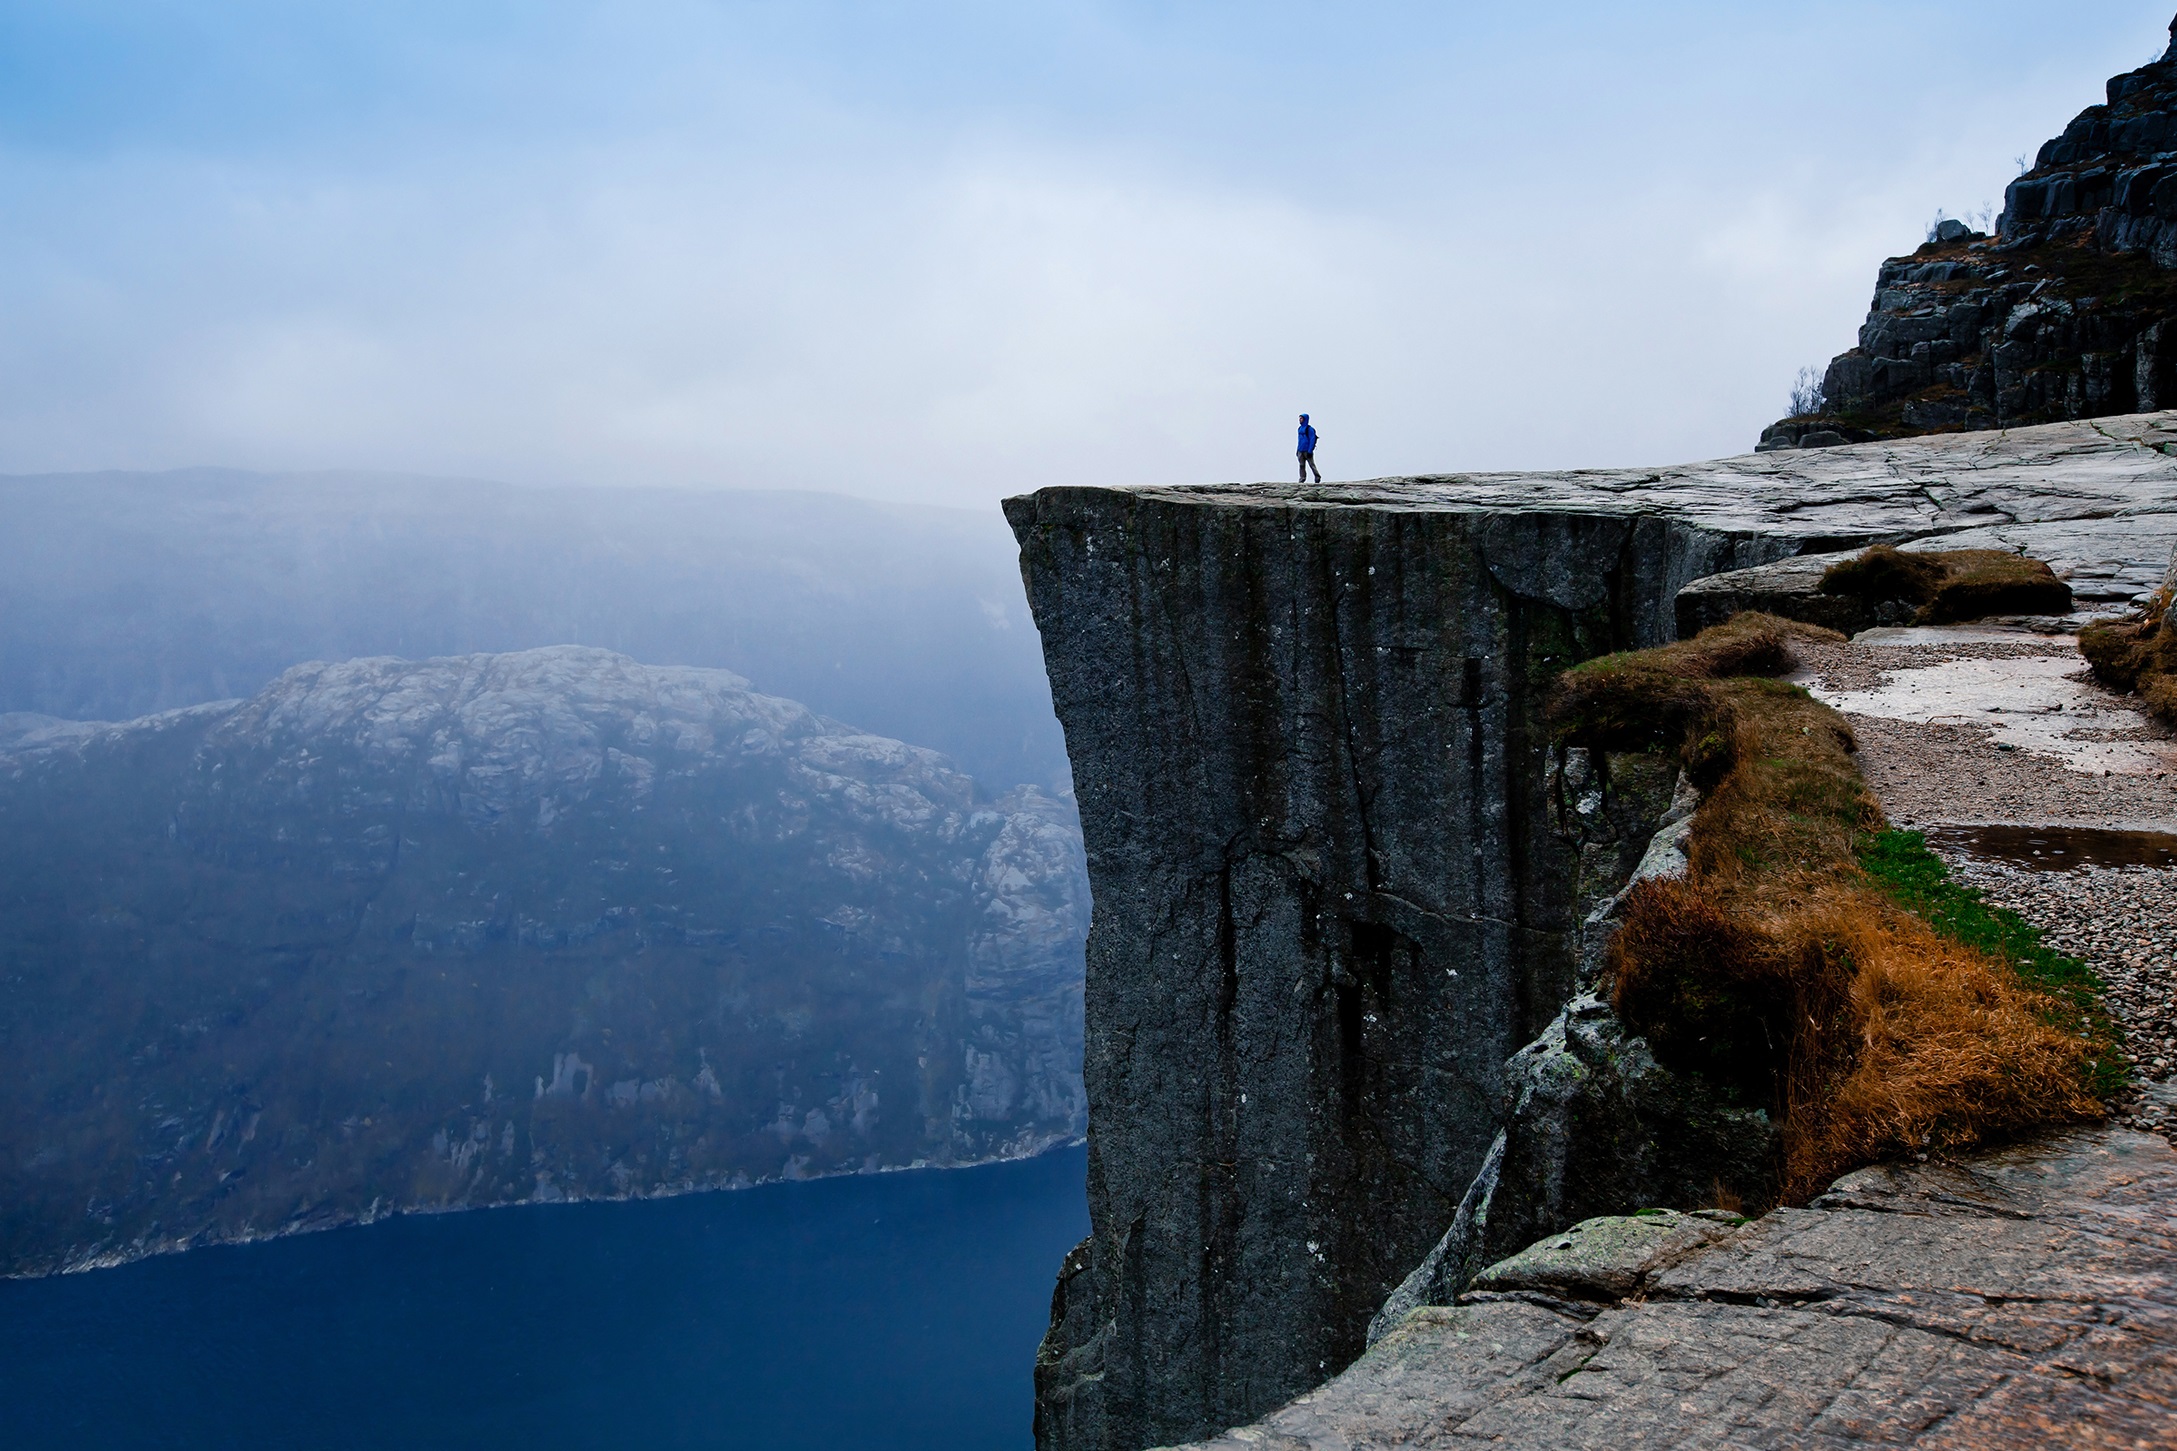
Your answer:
[1008,414,2177,1451]
[1171,1124,2177,1450]
[0,646,1087,1276]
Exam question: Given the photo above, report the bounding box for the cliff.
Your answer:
[1007,415,2177,1451]
[1764,16,2177,449]
[0,646,1087,1275]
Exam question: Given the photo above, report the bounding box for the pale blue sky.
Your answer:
[2,2,2171,506]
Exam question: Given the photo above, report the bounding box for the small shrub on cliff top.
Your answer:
[1787,365,1826,419]
[1820,544,2072,624]
[1552,613,2106,1205]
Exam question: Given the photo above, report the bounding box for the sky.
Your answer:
[2,1,2173,508]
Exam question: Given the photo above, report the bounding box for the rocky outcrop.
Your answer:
[1678,512,2177,637]
[1009,415,2177,1451]
[1365,988,1781,1348]
[1764,16,2177,446]
[1171,1123,2177,1449]
[0,646,1087,1276]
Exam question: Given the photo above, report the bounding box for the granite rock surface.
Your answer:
[0,646,1087,1276]
[1169,1126,2177,1450]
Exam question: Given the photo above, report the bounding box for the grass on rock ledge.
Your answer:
[1820,543,2072,624]
[2080,574,2177,727]
[1552,613,2110,1205]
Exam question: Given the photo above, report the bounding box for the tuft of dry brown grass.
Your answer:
[1821,543,2072,624]
[1553,612,2105,1206]
[2080,579,2177,728]
[1807,893,2101,1180]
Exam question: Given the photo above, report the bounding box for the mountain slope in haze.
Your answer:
[0,647,1087,1276]
[0,469,1065,794]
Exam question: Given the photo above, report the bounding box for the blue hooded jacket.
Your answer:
[1297,419,1318,454]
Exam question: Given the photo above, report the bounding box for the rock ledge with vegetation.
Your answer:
[1009,414,2177,1451]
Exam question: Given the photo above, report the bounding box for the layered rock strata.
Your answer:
[0,646,1087,1275]
[1008,414,2177,1451]
[1765,16,2177,446]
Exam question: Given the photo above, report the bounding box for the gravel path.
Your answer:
[1940,856,2177,1139]
[1791,625,2177,1142]
[1792,633,2177,830]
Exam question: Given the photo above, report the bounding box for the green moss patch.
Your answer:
[1859,829,2126,1097]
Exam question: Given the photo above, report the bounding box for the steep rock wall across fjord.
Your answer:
[1006,415,2177,1451]
[0,646,1087,1276]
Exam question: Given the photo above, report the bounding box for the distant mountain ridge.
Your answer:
[0,646,1086,1276]
[0,467,1066,793]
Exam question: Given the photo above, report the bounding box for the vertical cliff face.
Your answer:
[1006,490,1799,1451]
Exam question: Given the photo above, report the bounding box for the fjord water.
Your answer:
[0,1144,1087,1451]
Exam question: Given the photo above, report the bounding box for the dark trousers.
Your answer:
[1298,450,1320,483]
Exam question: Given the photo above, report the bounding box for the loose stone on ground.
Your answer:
[1945,857,2177,1140]
[1793,622,2177,1144]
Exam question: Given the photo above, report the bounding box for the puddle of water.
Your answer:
[1854,621,2085,646]
[1808,654,2177,776]
[1924,823,2177,870]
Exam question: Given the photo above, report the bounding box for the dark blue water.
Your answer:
[0,1144,1087,1451]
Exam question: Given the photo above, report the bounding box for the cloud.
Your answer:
[0,2,2170,507]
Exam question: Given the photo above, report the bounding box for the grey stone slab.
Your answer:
[1164,1127,2177,1449]
[1468,1207,1745,1301]
[1675,549,1875,637]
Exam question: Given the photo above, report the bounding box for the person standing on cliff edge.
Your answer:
[1296,413,1321,484]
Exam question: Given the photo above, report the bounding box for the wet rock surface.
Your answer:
[1012,414,2177,1451]
[1170,1126,2177,1450]
[1793,629,2177,832]
[0,646,1088,1276]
